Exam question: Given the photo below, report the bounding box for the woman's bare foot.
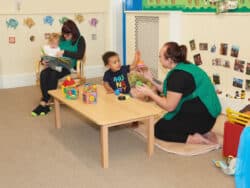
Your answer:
[203,131,218,144]
[186,133,214,145]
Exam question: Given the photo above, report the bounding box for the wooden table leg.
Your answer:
[100,126,109,168]
[147,116,155,157]
[54,99,61,129]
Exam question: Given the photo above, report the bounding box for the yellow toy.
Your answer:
[61,76,78,100]
[82,83,97,104]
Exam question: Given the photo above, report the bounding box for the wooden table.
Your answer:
[48,85,162,168]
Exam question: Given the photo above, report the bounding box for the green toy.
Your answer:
[128,73,152,88]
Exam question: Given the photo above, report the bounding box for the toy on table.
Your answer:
[114,89,121,96]
[61,76,79,100]
[117,94,130,101]
[82,83,97,104]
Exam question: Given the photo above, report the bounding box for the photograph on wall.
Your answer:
[213,74,220,85]
[220,43,228,55]
[189,39,196,51]
[212,58,222,66]
[231,45,240,58]
[246,80,250,91]
[234,59,245,73]
[245,63,250,75]
[210,44,216,53]
[222,59,230,68]
[199,43,208,50]
[194,53,202,65]
[233,78,243,88]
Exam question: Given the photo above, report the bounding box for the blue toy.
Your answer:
[235,126,250,188]
[114,89,120,96]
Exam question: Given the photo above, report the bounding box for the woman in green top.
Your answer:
[136,42,221,144]
[32,19,86,116]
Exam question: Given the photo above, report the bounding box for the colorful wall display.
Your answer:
[124,0,250,13]
[43,16,54,26]
[6,18,19,29]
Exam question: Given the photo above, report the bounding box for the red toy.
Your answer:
[61,76,78,100]
[223,108,250,157]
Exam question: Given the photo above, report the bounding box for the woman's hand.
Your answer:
[41,60,48,67]
[56,50,64,57]
[136,84,154,97]
[139,69,154,82]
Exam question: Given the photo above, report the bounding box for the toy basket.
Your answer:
[226,108,250,126]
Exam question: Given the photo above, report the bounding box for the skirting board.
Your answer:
[0,65,106,89]
[0,73,36,89]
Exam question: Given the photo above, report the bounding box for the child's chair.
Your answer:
[35,55,86,86]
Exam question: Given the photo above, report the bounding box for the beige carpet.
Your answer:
[0,83,234,188]
[132,124,222,156]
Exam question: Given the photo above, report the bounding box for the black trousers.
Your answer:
[155,113,216,143]
[40,67,70,102]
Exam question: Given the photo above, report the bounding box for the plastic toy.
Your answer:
[128,73,152,88]
[212,156,236,175]
[136,60,147,70]
[82,83,97,104]
[61,76,78,100]
[240,90,245,99]
[235,126,250,188]
[114,89,120,96]
[136,80,143,86]
[234,91,240,99]
[118,95,126,100]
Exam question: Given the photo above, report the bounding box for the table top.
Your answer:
[49,85,163,127]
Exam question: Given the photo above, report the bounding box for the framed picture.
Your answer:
[193,53,202,66]
[234,59,245,73]
[233,78,243,88]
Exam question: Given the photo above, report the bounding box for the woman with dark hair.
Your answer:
[32,19,86,116]
[136,42,221,144]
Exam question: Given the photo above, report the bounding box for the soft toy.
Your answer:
[128,72,153,88]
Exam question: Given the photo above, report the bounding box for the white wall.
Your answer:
[0,0,113,88]
[126,11,250,108]
[0,0,109,13]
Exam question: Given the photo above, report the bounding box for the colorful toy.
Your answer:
[118,95,126,100]
[234,91,240,99]
[240,90,245,99]
[128,72,152,88]
[135,80,143,86]
[212,156,236,175]
[82,83,97,104]
[136,60,147,70]
[61,76,78,100]
[135,51,148,71]
[114,89,120,96]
